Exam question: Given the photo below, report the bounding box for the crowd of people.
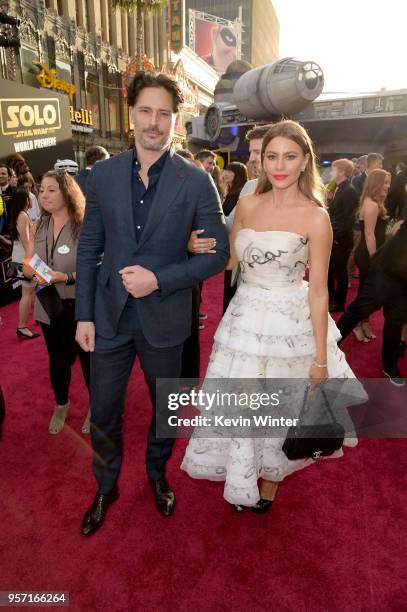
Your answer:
[0,70,406,532]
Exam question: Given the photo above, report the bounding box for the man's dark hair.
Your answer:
[176,148,194,160]
[0,163,10,173]
[245,124,273,141]
[85,145,109,166]
[195,149,216,162]
[126,71,184,112]
[397,162,407,173]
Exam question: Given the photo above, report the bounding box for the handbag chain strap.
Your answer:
[299,383,339,425]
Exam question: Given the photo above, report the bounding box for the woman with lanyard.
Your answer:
[24,171,91,435]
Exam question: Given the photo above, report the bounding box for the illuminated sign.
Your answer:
[0,97,61,138]
[169,0,185,52]
[32,61,93,130]
[69,106,93,126]
[0,78,74,177]
[33,61,76,101]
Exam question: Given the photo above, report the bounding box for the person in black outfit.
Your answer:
[351,155,368,198]
[352,169,390,341]
[222,162,248,217]
[222,162,248,312]
[386,162,407,220]
[328,159,359,312]
[354,169,390,287]
[0,164,15,234]
[352,152,383,198]
[176,149,218,382]
[337,216,407,386]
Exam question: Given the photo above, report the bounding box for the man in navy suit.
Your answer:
[75,72,229,534]
[75,145,109,196]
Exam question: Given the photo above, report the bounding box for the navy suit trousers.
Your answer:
[90,298,183,493]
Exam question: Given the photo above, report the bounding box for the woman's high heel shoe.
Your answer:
[251,499,273,514]
[16,327,40,340]
[49,401,70,435]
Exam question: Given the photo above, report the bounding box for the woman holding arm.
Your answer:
[182,121,364,513]
[23,171,91,435]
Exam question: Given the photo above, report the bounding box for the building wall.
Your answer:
[1,0,217,163]
[251,0,279,66]
[1,0,169,164]
[43,0,168,66]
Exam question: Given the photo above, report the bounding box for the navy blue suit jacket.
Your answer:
[75,168,91,196]
[75,148,229,346]
[351,171,367,198]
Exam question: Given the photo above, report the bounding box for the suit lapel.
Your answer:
[136,149,186,250]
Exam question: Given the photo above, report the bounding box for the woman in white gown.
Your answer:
[181,120,363,512]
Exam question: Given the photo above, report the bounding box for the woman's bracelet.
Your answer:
[313,359,328,368]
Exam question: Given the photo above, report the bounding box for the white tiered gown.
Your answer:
[181,229,364,507]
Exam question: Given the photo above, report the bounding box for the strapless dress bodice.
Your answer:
[235,229,309,289]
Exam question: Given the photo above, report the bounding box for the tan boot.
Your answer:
[81,408,91,435]
[49,401,70,435]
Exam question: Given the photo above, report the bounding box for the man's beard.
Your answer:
[135,126,172,151]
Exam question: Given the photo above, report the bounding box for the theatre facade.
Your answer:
[0,0,216,167]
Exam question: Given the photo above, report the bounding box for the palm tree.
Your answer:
[110,0,167,70]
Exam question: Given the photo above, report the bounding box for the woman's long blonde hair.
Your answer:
[357,169,389,220]
[255,120,326,208]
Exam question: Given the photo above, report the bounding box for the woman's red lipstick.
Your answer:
[273,174,288,180]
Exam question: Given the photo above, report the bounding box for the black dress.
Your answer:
[354,216,387,287]
[222,192,240,217]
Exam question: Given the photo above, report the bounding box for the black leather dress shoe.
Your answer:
[150,478,175,517]
[81,486,120,536]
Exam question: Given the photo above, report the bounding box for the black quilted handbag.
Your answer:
[282,384,345,461]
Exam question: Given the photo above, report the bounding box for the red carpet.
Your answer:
[0,276,406,611]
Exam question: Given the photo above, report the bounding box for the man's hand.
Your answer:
[119,265,159,298]
[76,321,96,352]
